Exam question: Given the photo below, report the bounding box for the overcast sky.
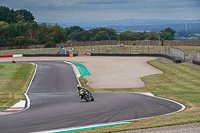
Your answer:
[1,0,200,23]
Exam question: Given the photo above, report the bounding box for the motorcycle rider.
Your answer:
[77,85,93,100]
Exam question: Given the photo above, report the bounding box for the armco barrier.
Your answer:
[0,55,13,58]
[192,60,200,65]
[22,54,78,57]
[0,54,22,58]
[90,53,182,63]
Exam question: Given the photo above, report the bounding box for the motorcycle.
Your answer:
[79,89,94,102]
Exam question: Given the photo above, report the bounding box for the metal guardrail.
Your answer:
[0,48,59,55]
[196,51,200,61]
[169,47,185,61]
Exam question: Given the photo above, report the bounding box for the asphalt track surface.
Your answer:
[0,61,183,133]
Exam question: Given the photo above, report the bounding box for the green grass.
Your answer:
[0,63,35,109]
[79,60,200,133]
[172,46,200,54]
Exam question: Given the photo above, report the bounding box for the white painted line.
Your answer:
[24,63,38,111]
[32,121,131,133]
[33,92,186,133]
[64,61,82,86]
[13,54,22,57]
[131,92,186,116]
[0,100,25,116]
[134,92,154,96]
[152,95,186,114]
[12,100,25,107]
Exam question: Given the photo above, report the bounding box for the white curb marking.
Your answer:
[0,100,25,115]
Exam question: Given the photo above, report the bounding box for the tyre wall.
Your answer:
[22,54,78,57]
[192,60,200,65]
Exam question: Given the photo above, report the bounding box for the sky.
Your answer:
[1,0,200,23]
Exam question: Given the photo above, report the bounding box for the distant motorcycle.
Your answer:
[79,89,94,102]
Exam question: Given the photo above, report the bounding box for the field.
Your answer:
[0,63,34,110]
[172,46,200,54]
[79,60,200,133]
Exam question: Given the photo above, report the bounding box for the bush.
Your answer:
[44,43,56,48]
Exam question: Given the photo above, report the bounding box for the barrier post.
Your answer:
[136,46,137,54]
[143,46,144,53]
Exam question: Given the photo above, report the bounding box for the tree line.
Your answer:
[0,6,176,48]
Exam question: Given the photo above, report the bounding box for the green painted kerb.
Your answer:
[54,122,131,133]
[70,62,91,77]
[0,109,6,112]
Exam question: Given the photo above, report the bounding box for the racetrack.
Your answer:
[0,60,183,133]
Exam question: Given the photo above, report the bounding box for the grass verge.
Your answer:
[79,60,200,133]
[172,46,200,54]
[0,63,35,110]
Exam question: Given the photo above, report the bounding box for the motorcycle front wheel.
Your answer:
[83,95,90,102]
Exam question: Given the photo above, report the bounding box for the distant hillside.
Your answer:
[39,19,200,32]
[106,23,200,32]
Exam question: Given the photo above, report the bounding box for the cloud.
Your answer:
[0,0,199,22]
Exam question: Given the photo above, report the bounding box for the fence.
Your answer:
[70,45,170,55]
[59,40,200,47]
[197,51,200,61]
[0,48,59,55]
[0,45,186,62]
[169,47,185,61]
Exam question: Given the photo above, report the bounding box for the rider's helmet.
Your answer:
[77,85,82,90]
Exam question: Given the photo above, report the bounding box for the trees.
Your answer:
[93,31,110,41]
[65,26,118,41]
[118,31,136,41]
[89,27,118,41]
[148,32,159,40]
[0,6,17,23]
[0,6,178,47]
[48,24,66,44]
[160,27,176,40]
[13,36,30,47]
[0,6,35,24]
[16,9,35,22]
[65,26,84,40]
[0,21,66,47]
